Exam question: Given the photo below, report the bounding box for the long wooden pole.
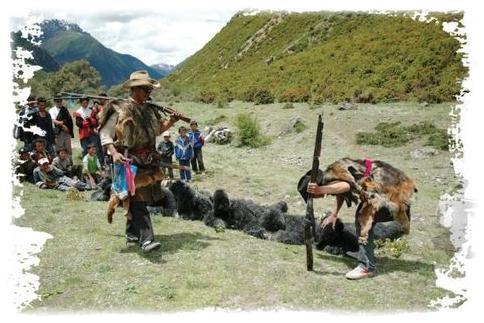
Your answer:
[305,114,324,271]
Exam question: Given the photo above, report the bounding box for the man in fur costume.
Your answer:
[300,158,417,280]
[99,70,183,253]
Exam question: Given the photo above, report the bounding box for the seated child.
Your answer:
[82,144,103,189]
[31,138,52,165]
[52,148,82,179]
[15,147,36,183]
[33,158,88,191]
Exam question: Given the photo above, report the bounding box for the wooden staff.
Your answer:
[305,114,324,271]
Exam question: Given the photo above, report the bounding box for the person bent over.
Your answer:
[307,180,377,280]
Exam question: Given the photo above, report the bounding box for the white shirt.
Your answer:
[49,106,60,121]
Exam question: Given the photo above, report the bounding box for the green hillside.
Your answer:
[39,20,162,87]
[167,11,467,103]
[11,31,60,72]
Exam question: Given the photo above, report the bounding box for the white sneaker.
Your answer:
[345,266,376,280]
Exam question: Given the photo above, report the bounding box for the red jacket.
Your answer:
[73,107,98,140]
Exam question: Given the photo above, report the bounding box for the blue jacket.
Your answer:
[174,136,193,160]
[188,129,205,149]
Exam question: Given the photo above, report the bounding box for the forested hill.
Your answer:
[36,19,162,87]
[167,11,466,103]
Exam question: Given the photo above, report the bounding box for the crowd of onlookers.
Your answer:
[14,93,207,191]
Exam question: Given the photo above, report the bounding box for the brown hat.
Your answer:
[122,70,160,89]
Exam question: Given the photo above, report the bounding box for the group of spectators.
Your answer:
[14,94,107,191]
[14,94,207,189]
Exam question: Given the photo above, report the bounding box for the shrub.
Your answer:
[216,100,229,109]
[357,121,450,150]
[279,87,311,102]
[234,113,271,148]
[253,89,274,105]
[199,90,216,104]
[282,102,295,109]
[357,122,413,147]
[293,120,307,133]
[375,238,409,258]
[243,87,274,104]
[426,129,451,150]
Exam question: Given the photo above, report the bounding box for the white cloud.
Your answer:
[26,8,237,66]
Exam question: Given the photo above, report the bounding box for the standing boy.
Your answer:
[174,126,193,182]
[188,120,206,174]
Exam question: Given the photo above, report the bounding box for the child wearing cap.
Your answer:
[15,147,36,183]
[157,131,174,179]
[174,126,193,182]
[33,158,88,191]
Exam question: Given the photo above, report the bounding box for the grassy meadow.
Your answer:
[15,101,461,312]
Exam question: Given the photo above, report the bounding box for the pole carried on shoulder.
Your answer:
[305,114,324,271]
[60,91,191,123]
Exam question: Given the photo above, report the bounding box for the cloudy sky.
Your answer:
[12,8,240,66]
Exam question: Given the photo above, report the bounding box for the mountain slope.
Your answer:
[150,63,176,78]
[168,11,467,103]
[38,20,162,87]
[11,31,60,72]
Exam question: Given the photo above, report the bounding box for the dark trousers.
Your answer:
[125,201,155,246]
[161,156,174,179]
[355,203,376,271]
[191,147,205,172]
[178,159,191,181]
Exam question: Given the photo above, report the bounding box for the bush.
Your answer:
[375,238,409,258]
[199,90,216,104]
[216,100,229,109]
[293,120,307,133]
[243,88,274,104]
[279,87,311,102]
[282,102,295,109]
[254,89,274,105]
[357,121,450,150]
[234,113,271,148]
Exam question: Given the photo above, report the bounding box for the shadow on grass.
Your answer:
[119,232,223,264]
[316,252,434,276]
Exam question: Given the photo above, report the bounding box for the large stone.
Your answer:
[337,101,358,110]
[410,147,439,159]
[278,115,303,136]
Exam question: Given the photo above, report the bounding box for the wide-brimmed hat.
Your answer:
[122,70,160,89]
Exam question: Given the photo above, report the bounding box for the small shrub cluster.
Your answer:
[243,88,274,104]
[282,102,295,109]
[375,238,410,258]
[279,87,311,102]
[216,100,229,109]
[293,120,307,133]
[234,113,271,148]
[356,121,450,150]
[199,90,217,104]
